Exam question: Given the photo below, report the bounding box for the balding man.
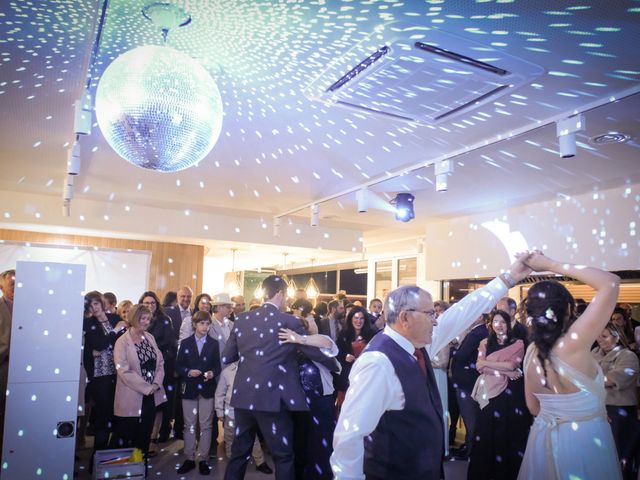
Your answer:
[230,295,245,322]
[331,256,532,479]
[0,268,15,450]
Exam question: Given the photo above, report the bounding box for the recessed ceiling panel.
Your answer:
[305,22,544,124]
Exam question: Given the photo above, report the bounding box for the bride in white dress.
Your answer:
[517,252,622,480]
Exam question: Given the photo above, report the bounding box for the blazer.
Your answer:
[593,346,640,406]
[82,313,121,381]
[451,323,488,392]
[318,315,341,341]
[222,303,339,413]
[113,330,166,417]
[165,306,183,342]
[175,334,221,399]
[0,298,12,379]
[209,317,233,364]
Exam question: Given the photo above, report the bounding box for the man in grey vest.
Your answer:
[331,255,532,479]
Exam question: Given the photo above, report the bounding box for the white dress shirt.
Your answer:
[330,277,508,480]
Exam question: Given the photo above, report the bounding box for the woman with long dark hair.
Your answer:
[517,252,621,480]
[138,291,176,448]
[468,309,531,479]
[335,306,377,410]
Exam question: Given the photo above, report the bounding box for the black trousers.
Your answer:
[455,386,479,451]
[224,406,295,480]
[159,376,177,439]
[90,375,116,451]
[112,394,156,456]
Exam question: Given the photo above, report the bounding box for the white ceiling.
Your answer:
[0,0,639,269]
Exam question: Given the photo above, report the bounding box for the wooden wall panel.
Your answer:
[0,229,204,298]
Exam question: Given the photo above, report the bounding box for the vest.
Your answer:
[363,333,444,480]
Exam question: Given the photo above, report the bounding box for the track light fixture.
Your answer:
[434,159,454,192]
[273,216,281,237]
[67,141,81,175]
[74,90,92,135]
[356,188,368,213]
[556,114,585,158]
[63,174,74,201]
[390,193,415,222]
[310,204,320,227]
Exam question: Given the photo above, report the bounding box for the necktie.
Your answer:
[414,348,427,377]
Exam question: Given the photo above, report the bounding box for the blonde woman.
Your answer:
[112,304,166,458]
[116,300,133,326]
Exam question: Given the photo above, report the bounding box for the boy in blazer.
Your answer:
[175,311,221,475]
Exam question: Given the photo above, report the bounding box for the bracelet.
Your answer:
[499,272,517,289]
[302,335,308,345]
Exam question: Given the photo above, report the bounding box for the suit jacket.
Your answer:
[113,330,166,417]
[222,303,338,412]
[318,315,341,341]
[165,306,183,342]
[451,323,488,392]
[0,298,12,381]
[175,334,221,399]
[209,317,233,364]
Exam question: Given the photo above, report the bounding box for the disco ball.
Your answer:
[95,45,223,172]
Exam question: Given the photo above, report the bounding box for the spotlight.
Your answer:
[310,204,320,227]
[356,188,368,213]
[62,200,71,218]
[273,216,281,237]
[556,114,585,158]
[390,193,415,222]
[63,174,74,200]
[67,142,81,175]
[73,90,92,135]
[434,160,454,192]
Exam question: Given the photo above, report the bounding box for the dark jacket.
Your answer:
[82,313,121,381]
[175,334,221,399]
[451,323,488,392]
[222,303,338,412]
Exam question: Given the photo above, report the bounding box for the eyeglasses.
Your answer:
[406,308,436,318]
[142,301,157,306]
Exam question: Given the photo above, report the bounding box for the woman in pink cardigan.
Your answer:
[468,309,532,480]
[112,304,166,458]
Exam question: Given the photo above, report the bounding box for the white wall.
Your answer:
[424,183,639,280]
[0,242,150,302]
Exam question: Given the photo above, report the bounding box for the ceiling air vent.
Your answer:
[305,22,544,125]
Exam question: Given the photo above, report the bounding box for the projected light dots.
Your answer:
[0,1,636,260]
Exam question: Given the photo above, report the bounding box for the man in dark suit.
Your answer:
[450,314,488,460]
[175,311,221,475]
[222,275,338,480]
[318,299,345,341]
[166,286,193,343]
[164,286,193,440]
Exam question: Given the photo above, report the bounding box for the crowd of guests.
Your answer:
[0,256,640,479]
[66,269,640,479]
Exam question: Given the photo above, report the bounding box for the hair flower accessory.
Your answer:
[545,307,557,322]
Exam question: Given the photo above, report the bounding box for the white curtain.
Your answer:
[0,242,151,303]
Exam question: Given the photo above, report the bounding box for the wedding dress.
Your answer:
[517,350,622,480]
